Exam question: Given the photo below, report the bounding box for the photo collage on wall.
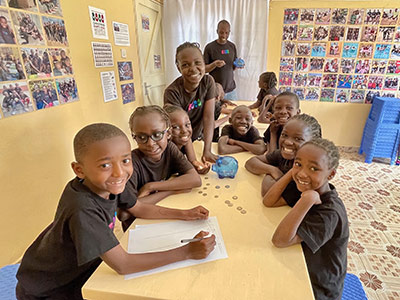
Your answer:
[0,0,78,119]
[280,8,400,103]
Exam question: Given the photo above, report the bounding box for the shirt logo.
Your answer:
[188,99,202,111]
[108,211,117,230]
[221,49,229,54]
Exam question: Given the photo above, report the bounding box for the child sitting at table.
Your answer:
[218,105,266,155]
[164,41,218,163]
[165,105,210,174]
[16,123,215,300]
[118,105,202,231]
[248,71,278,113]
[271,138,348,300]
[245,114,321,197]
[263,91,301,154]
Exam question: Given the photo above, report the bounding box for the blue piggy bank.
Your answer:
[212,156,238,179]
[233,57,245,68]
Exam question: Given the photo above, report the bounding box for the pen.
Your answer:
[181,237,204,243]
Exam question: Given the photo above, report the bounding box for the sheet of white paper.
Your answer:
[125,216,228,280]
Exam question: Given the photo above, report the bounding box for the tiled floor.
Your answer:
[333,148,400,300]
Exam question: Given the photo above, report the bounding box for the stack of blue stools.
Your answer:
[0,264,19,300]
[342,273,367,300]
[359,96,400,165]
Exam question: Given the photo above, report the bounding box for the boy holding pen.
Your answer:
[16,123,215,300]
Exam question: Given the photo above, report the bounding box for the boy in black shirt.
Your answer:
[16,123,215,300]
[218,105,265,154]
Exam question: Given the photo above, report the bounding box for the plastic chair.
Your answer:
[359,96,400,165]
[342,273,367,300]
[0,264,20,300]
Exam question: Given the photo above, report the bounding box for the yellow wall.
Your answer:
[0,0,143,266]
[268,0,400,146]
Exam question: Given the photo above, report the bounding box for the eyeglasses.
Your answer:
[132,129,168,144]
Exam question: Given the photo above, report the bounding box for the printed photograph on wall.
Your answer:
[329,25,345,41]
[309,57,324,71]
[311,42,326,57]
[8,0,37,11]
[0,9,16,44]
[337,74,352,88]
[352,75,368,89]
[394,27,400,42]
[0,47,25,82]
[377,26,395,42]
[327,41,342,57]
[10,11,44,45]
[117,61,133,81]
[28,79,58,110]
[324,58,339,73]
[342,42,358,58]
[293,88,305,100]
[331,8,348,25]
[283,9,299,24]
[281,41,295,56]
[383,76,399,90]
[121,82,135,104]
[297,25,313,41]
[56,77,78,104]
[0,81,33,117]
[279,72,293,86]
[381,9,399,25]
[295,57,309,72]
[350,89,365,102]
[370,60,387,74]
[367,75,384,89]
[365,90,380,104]
[314,25,329,41]
[348,9,364,25]
[345,27,360,41]
[20,47,52,79]
[299,9,314,24]
[141,14,149,31]
[386,60,400,74]
[320,89,335,102]
[296,42,311,56]
[340,59,355,73]
[305,88,320,100]
[293,73,307,86]
[374,44,391,59]
[358,43,373,58]
[364,9,381,25]
[355,59,371,74]
[360,26,378,42]
[315,8,331,25]
[38,0,63,17]
[42,16,68,46]
[307,73,322,87]
[0,0,5,6]
[279,57,294,72]
[322,74,337,88]
[48,48,73,76]
[282,25,297,40]
[336,89,350,102]
[390,44,400,59]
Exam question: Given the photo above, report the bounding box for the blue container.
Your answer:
[359,97,400,165]
[212,156,239,179]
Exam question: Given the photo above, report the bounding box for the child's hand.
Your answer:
[182,205,209,220]
[269,120,281,135]
[301,190,322,205]
[269,167,284,180]
[192,160,211,175]
[214,60,226,68]
[184,231,216,260]
[227,138,236,145]
[138,183,154,198]
[202,151,218,164]
[221,99,237,107]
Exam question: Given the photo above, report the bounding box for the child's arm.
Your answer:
[184,140,210,174]
[228,139,267,155]
[101,231,216,275]
[218,135,244,154]
[272,190,321,248]
[263,169,293,207]
[138,168,201,204]
[214,115,230,129]
[202,98,218,163]
[267,121,280,154]
[135,190,189,205]
[245,155,283,177]
[127,200,209,221]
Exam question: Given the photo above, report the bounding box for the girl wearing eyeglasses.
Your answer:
[118,105,203,231]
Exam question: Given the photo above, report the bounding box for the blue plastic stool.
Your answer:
[359,96,400,165]
[342,273,367,300]
[0,264,20,300]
